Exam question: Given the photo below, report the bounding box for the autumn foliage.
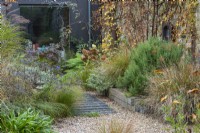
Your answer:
[92,0,198,59]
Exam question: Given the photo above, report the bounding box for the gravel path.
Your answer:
[53,94,170,133]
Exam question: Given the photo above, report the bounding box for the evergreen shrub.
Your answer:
[117,37,183,95]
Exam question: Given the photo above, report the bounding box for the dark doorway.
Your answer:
[162,24,171,41]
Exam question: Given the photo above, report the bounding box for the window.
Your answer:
[20,5,69,45]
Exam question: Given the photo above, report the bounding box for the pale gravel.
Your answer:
[53,93,170,133]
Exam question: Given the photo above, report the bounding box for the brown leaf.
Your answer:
[90,49,98,55]
[172,100,181,105]
[192,113,197,120]
[160,95,168,102]
[101,55,107,60]
[154,69,164,74]
[81,55,87,62]
[193,70,200,76]
[187,88,199,94]
[82,49,89,56]
[196,103,200,109]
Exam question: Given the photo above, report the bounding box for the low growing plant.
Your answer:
[87,67,113,93]
[61,53,91,86]
[83,112,100,117]
[62,53,84,71]
[161,95,200,133]
[161,96,187,133]
[87,47,130,92]
[0,106,53,133]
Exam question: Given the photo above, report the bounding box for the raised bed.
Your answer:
[109,88,154,114]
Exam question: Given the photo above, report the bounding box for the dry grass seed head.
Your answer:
[99,119,133,133]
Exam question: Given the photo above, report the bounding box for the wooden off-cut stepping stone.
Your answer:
[74,93,115,115]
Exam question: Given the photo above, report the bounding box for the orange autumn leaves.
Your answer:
[160,69,200,104]
[81,48,107,62]
[158,68,200,104]
[161,88,200,104]
[160,95,181,105]
[187,88,199,94]
[4,0,16,2]
[154,69,164,74]
[154,69,200,75]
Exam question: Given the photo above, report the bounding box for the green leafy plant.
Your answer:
[80,62,94,88]
[70,37,89,53]
[62,53,84,71]
[193,109,200,133]
[161,96,200,133]
[61,52,96,88]
[0,107,53,133]
[83,112,100,117]
[161,96,187,133]
[87,67,113,93]
[117,37,182,95]
[61,53,86,85]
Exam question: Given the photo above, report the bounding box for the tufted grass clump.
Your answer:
[98,119,133,133]
[34,85,83,118]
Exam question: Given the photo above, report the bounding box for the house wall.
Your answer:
[2,0,91,44]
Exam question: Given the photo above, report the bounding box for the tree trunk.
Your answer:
[152,0,156,36]
[155,0,159,36]
[146,0,150,40]
[191,6,197,64]
[191,28,197,63]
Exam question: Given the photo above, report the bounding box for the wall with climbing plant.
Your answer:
[92,0,199,62]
